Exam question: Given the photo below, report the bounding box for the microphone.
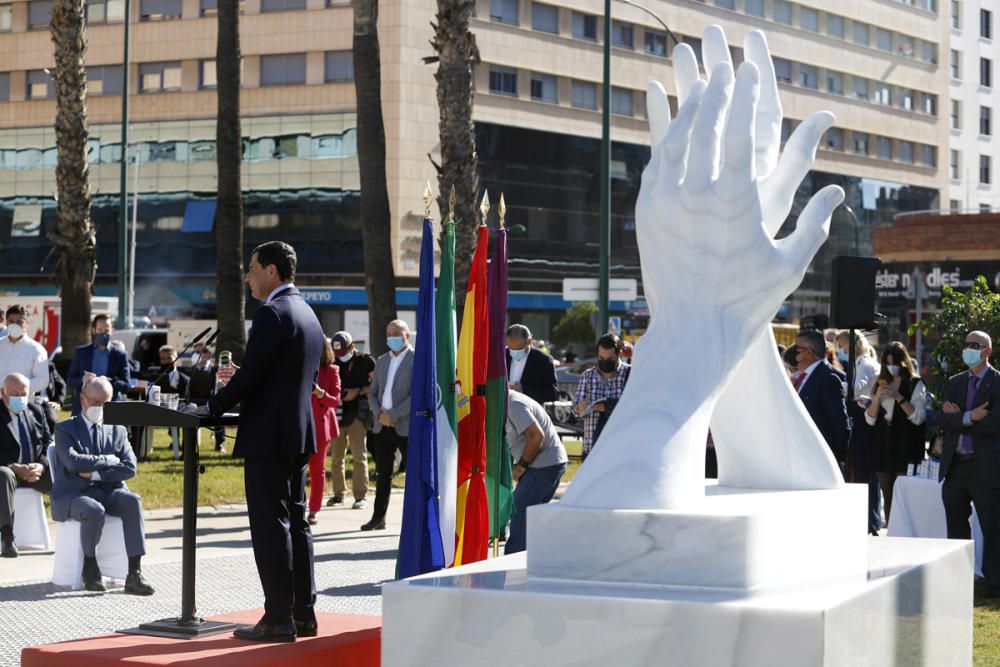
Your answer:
[203,331,219,350]
[149,328,212,398]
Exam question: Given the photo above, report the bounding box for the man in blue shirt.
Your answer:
[67,314,131,415]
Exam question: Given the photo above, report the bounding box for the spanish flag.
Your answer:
[454,224,489,565]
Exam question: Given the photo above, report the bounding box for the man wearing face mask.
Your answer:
[574,333,631,458]
[940,330,1000,596]
[52,377,153,594]
[363,320,414,531]
[505,324,558,406]
[0,305,50,400]
[792,329,851,466]
[0,373,52,558]
[326,331,374,510]
[67,313,131,415]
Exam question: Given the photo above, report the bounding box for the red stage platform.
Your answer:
[21,610,381,667]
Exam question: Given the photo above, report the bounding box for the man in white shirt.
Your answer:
[0,305,49,398]
[363,320,414,531]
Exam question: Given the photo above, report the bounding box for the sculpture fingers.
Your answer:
[673,43,701,106]
[646,81,671,148]
[657,80,706,190]
[718,61,759,189]
[685,64,733,192]
[775,185,844,275]
[744,30,782,178]
[760,112,836,235]
[702,25,733,75]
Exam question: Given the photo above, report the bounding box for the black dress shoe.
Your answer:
[124,571,155,596]
[294,619,318,637]
[360,518,386,531]
[82,557,106,592]
[1,535,17,558]
[234,620,296,642]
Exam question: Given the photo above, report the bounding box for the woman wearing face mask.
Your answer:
[307,338,341,525]
[574,333,631,458]
[866,341,927,527]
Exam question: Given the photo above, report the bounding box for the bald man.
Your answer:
[0,373,52,558]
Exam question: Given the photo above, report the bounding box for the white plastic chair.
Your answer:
[12,487,50,549]
[48,445,129,588]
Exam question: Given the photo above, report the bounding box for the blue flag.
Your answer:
[397,217,445,578]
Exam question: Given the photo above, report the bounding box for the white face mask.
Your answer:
[85,405,104,424]
[6,324,23,339]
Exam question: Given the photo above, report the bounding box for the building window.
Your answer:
[920,145,936,167]
[773,57,792,83]
[88,64,123,95]
[921,93,937,115]
[530,72,557,103]
[852,132,868,155]
[772,0,791,25]
[745,0,764,17]
[950,150,960,179]
[28,0,53,27]
[490,0,518,24]
[824,128,844,150]
[571,80,597,109]
[826,71,843,95]
[25,69,54,99]
[875,28,893,52]
[950,198,962,211]
[0,5,10,31]
[324,51,353,82]
[714,0,735,9]
[952,99,962,129]
[259,53,306,86]
[531,3,558,33]
[853,76,869,100]
[799,64,818,89]
[982,106,992,135]
[199,59,217,89]
[982,9,992,38]
[982,57,993,87]
[980,154,991,184]
[899,140,914,163]
[611,87,633,116]
[571,12,597,40]
[645,29,668,57]
[780,118,793,142]
[951,49,961,78]
[800,7,818,32]
[852,21,869,46]
[489,65,517,96]
[87,0,125,23]
[139,0,182,20]
[680,36,703,64]
[950,1,960,30]
[260,0,305,11]
[874,83,891,105]
[138,61,182,92]
[899,88,914,111]
[875,136,892,160]
[826,14,844,38]
[920,41,937,64]
[612,21,633,49]
[0,72,8,101]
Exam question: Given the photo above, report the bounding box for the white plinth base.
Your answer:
[382,538,973,667]
[529,484,867,589]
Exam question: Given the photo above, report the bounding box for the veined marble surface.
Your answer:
[383,538,972,667]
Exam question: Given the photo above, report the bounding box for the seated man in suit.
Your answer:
[793,329,851,466]
[506,324,558,406]
[0,373,53,558]
[67,313,131,415]
[152,345,190,397]
[52,377,154,595]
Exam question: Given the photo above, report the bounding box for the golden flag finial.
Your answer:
[448,185,457,220]
[499,193,507,229]
[479,190,490,227]
[423,182,434,218]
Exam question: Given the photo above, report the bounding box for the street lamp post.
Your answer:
[117,0,131,329]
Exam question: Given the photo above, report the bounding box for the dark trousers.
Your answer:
[943,458,1000,593]
[0,465,52,530]
[505,463,566,554]
[68,485,146,558]
[244,453,316,625]
[371,427,407,523]
[848,413,881,534]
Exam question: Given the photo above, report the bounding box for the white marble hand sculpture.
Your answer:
[560,26,846,510]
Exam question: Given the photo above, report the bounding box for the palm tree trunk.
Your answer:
[433,0,479,315]
[215,0,246,361]
[49,0,95,353]
[353,0,396,355]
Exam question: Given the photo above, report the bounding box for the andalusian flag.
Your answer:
[454,224,490,565]
[435,218,459,568]
[397,217,444,578]
[485,224,513,540]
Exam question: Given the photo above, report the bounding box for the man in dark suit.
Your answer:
[793,330,851,465]
[506,324,558,405]
[152,345,190,398]
[0,373,52,558]
[52,376,153,594]
[363,319,414,531]
[67,313,131,415]
[207,241,324,642]
[939,330,1000,596]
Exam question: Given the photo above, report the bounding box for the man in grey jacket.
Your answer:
[362,320,414,531]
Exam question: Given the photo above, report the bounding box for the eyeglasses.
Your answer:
[965,342,985,350]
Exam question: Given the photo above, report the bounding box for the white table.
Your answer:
[887,475,983,576]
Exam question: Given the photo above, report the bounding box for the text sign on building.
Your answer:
[562,278,638,302]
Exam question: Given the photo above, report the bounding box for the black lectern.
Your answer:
[104,401,240,639]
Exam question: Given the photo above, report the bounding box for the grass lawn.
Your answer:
[975,591,1000,665]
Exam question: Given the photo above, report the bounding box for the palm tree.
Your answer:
[353,0,396,354]
[49,0,95,352]
[432,0,480,310]
[215,0,246,360]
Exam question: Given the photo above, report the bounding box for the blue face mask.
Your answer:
[836,350,849,363]
[387,336,406,353]
[94,332,111,348]
[963,347,984,368]
[509,348,528,362]
[7,395,28,413]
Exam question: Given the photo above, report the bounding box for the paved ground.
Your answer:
[0,490,408,667]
